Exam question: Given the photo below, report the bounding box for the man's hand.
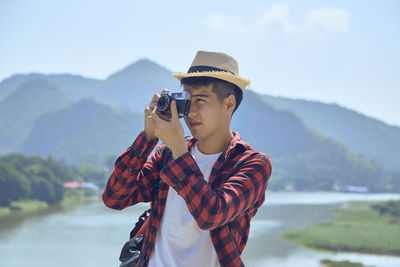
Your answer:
[150,100,188,159]
[144,89,170,141]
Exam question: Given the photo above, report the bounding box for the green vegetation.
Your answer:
[60,188,98,207]
[371,200,400,217]
[0,199,48,217]
[319,259,369,267]
[9,199,49,212]
[0,154,73,206]
[0,153,105,217]
[268,137,399,192]
[281,200,400,256]
[0,206,10,216]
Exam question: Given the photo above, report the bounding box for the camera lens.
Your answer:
[157,95,170,112]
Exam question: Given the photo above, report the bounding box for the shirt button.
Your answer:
[128,167,134,172]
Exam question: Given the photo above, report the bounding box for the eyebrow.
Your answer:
[183,87,209,97]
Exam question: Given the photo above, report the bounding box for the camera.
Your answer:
[156,91,191,118]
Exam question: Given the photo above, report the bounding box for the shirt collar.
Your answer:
[185,131,250,155]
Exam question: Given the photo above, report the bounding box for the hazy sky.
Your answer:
[1,0,399,126]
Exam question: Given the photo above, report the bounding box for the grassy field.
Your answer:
[280,200,400,256]
[0,189,98,218]
[319,259,370,267]
[0,199,49,217]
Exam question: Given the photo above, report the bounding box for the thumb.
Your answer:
[171,100,179,120]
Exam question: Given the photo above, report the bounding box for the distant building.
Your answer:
[341,186,369,193]
[63,181,86,189]
[63,181,100,194]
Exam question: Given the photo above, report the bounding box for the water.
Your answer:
[0,192,399,267]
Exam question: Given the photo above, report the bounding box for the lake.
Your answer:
[0,192,399,267]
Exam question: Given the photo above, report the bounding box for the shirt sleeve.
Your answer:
[102,131,161,210]
[159,151,272,230]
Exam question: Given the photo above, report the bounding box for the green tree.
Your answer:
[44,155,79,182]
[25,164,64,204]
[0,162,30,206]
[78,164,107,186]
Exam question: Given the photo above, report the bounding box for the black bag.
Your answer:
[119,209,149,267]
[118,146,172,267]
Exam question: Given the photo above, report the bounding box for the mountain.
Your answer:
[232,90,389,191]
[1,58,399,192]
[262,95,400,172]
[0,59,180,113]
[0,73,101,101]
[20,99,143,166]
[0,79,71,153]
[94,58,181,112]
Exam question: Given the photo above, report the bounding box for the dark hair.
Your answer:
[180,76,243,115]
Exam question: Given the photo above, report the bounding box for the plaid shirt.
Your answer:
[103,131,272,267]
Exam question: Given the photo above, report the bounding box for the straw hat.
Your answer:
[172,50,250,91]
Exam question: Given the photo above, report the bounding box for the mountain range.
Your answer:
[1,59,399,192]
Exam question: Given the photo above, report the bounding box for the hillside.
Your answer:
[20,99,143,166]
[0,79,71,153]
[233,91,390,191]
[0,58,398,192]
[263,95,400,172]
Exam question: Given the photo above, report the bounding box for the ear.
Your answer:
[224,94,236,115]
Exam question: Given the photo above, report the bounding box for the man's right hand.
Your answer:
[144,89,170,140]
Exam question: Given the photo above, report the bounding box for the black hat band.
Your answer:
[188,65,235,75]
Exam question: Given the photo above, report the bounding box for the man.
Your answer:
[103,50,272,267]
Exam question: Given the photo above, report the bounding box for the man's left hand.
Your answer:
[150,100,188,159]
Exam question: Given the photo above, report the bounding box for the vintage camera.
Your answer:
[156,91,191,118]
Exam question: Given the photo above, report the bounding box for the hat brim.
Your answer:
[172,71,250,91]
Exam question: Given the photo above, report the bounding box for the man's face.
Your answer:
[183,84,227,141]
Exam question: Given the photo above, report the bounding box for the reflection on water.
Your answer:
[242,202,400,267]
[0,193,399,267]
[264,191,400,205]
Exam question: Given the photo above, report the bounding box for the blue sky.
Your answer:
[1,0,399,126]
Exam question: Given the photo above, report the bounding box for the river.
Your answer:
[0,192,399,267]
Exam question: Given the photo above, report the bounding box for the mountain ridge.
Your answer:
[0,58,398,191]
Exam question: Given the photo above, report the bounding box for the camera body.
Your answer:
[156,91,191,118]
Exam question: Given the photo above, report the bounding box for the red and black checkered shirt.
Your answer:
[103,131,272,267]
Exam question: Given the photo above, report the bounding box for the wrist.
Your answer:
[144,131,157,142]
[171,141,188,159]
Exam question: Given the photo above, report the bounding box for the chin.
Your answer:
[188,129,199,139]
[188,127,205,140]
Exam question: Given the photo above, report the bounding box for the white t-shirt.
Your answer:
[148,141,222,267]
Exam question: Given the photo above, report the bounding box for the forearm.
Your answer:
[102,131,159,209]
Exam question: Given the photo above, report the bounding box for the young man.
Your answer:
[103,50,272,267]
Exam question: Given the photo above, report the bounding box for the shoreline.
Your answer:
[0,193,100,219]
[279,200,400,257]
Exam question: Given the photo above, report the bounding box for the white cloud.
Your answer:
[202,3,350,38]
[202,13,246,34]
[303,7,351,35]
[250,3,297,33]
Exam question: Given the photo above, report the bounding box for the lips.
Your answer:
[189,121,201,128]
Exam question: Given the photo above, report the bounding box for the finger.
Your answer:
[150,89,170,104]
[170,100,178,121]
[145,105,152,115]
[145,103,156,115]
[150,113,159,126]
[151,93,161,104]
[151,107,164,123]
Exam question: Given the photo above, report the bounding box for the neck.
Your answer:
[196,128,234,155]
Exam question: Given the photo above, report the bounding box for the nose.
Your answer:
[187,100,198,119]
